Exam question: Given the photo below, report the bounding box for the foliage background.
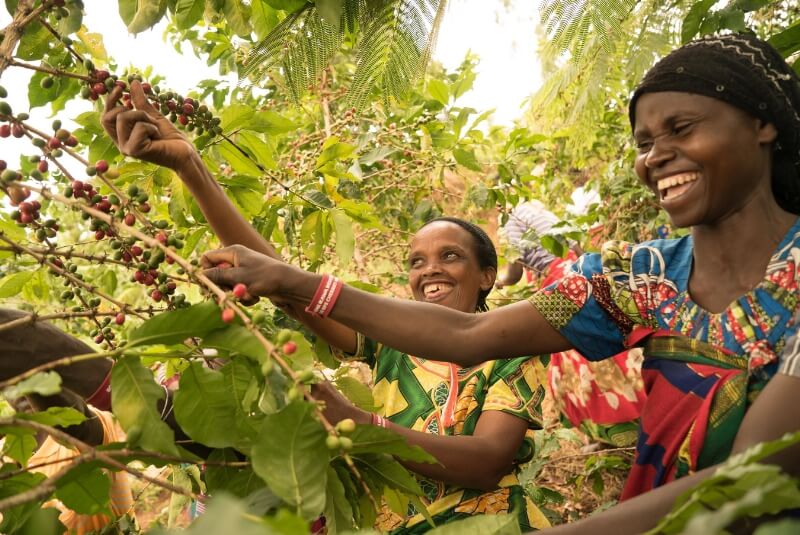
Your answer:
[0,0,799,533]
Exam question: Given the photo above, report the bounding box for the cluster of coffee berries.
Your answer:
[89,314,119,345]
[153,91,222,136]
[0,100,31,140]
[46,0,84,22]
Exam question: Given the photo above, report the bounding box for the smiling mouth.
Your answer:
[657,172,700,201]
[422,282,453,300]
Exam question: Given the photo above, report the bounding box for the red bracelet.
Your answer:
[371,413,388,428]
[304,274,343,318]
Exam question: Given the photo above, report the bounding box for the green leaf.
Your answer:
[2,432,37,465]
[325,466,354,533]
[219,139,265,176]
[300,210,329,263]
[16,23,51,61]
[769,20,800,58]
[251,401,328,520]
[17,407,87,428]
[76,29,108,61]
[681,0,716,43]
[2,371,62,400]
[252,0,280,39]
[222,0,253,38]
[0,271,35,298]
[316,138,356,169]
[128,301,226,347]
[754,519,800,535]
[238,131,277,171]
[0,471,47,533]
[334,376,377,412]
[353,453,422,495]
[452,147,481,171]
[263,0,307,11]
[127,0,169,34]
[427,79,449,106]
[174,361,259,450]
[54,464,111,516]
[331,208,354,268]
[17,507,65,535]
[111,356,179,456]
[428,513,521,535]
[202,324,268,363]
[315,0,342,31]
[205,449,268,499]
[174,0,205,33]
[348,425,436,463]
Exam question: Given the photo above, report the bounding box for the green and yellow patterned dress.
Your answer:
[338,333,552,533]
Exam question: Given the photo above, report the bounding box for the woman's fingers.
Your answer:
[114,110,157,155]
[122,121,161,157]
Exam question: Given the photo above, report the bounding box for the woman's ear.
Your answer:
[481,267,497,291]
[757,120,778,144]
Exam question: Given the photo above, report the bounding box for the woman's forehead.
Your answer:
[411,221,474,248]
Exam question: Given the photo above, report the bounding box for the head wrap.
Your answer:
[503,200,559,272]
[628,33,800,213]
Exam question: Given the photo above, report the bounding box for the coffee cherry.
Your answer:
[151,289,163,302]
[178,114,189,126]
[130,245,143,256]
[124,213,136,226]
[95,160,109,173]
[0,101,11,116]
[282,341,297,354]
[339,437,353,451]
[115,313,125,325]
[276,329,292,344]
[65,135,78,147]
[0,124,9,137]
[47,137,62,149]
[37,160,48,173]
[232,283,247,299]
[325,435,340,450]
[221,308,235,323]
[92,82,107,95]
[139,202,151,213]
[297,369,314,383]
[11,124,24,138]
[336,418,357,434]
[40,76,54,89]
[55,128,71,141]
[182,102,194,115]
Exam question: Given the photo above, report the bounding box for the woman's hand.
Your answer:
[101,80,198,173]
[202,244,295,298]
[311,381,370,426]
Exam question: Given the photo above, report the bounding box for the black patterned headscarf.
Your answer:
[628,33,800,214]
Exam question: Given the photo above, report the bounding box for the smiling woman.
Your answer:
[195,33,800,533]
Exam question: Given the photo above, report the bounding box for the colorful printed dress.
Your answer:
[531,218,800,499]
[338,333,551,533]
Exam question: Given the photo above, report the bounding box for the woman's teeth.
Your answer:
[658,172,699,200]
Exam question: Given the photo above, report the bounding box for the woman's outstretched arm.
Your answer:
[203,245,574,366]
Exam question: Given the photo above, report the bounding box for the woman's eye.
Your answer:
[443,251,458,260]
[410,258,423,268]
[672,122,693,135]
[636,141,652,153]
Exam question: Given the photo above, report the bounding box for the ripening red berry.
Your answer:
[139,203,151,213]
[124,213,136,226]
[134,270,145,283]
[11,124,24,138]
[95,160,109,173]
[0,124,10,138]
[130,245,143,256]
[95,230,105,240]
[30,200,40,211]
[18,201,33,214]
[115,313,125,325]
[47,137,62,149]
[71,180,84,192]
[233,283,248,299]
[122,251,132,262]
[143,274,155,286]
[178,114,189,126]
[0,160,6,171]
[182,102,194,115]
[151,289,163,302]
[92,82,107,95]
[156,231,168,245]
[37,160,48,173]
[141,83,152,94]
[166,281,177,292]
[20,212,33,224]
[95,334,105,344]
[97,200,111,213]
[282,341,297,354]
[221,308,235,323]
[95,70,110,81]
[65,135,78,147]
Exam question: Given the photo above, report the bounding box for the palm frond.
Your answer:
[348,0,446,108]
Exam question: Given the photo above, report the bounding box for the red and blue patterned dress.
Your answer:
[531,217,800,499]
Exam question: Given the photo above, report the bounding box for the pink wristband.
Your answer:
[304,274,343,318]
[371,413,388,428]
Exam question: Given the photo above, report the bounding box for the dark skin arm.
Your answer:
[100,81,358,353]
[313,382,530,490]
[0,308,110,445]
[201,245,573,366]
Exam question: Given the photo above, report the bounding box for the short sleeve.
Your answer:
[529,251,627,360]
[779,318,800,378]
[330,332,380,368]
[483,357,547,429]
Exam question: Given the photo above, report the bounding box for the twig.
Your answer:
[0,349,118,390]
[8,58,93,82]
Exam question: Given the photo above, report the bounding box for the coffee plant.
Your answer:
[0,1,799,534]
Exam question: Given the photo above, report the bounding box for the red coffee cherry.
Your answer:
[178,114,189,126]
[0,124,10,138]
[95,160,109,173]
[150,289,163,302]
[130,245,143,256]
[282,341,297,354]
[11,124,24,138]
[115,313,126,325]
[124,213,136,226]
[221,308,235,323]
[47,137,62,149]
[37,160,48,173]
[233,283,247,299]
